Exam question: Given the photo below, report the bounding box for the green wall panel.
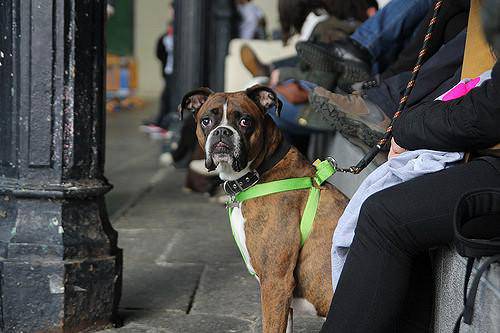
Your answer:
[107,0,134,56]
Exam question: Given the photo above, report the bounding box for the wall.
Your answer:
[107,0,134,56]
[253,0,280,36]
[134,0,172,97]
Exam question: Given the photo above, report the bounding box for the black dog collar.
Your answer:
[223,170,260,197]
[223,140,291,197]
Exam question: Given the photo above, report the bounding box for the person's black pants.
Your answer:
[321,157,500,333]
[156,74,173,129]
[171,116,197,163]
[272,56,300,69]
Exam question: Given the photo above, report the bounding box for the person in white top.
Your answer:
[236,0,266,39]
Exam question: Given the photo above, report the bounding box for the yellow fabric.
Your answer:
[461,0,496,78]
[462,0,500,154]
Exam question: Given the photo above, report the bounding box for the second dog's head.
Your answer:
[179,85,282,180]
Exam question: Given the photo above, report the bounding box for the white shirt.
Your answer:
[299,12,329,41]
[237,3,264,39]
[162,34,174,75]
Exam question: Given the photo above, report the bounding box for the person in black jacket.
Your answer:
[141,3,175,137]
[320,13,500,333]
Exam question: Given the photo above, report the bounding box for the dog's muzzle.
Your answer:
[209,126,236,156]
[206,125,247,172]
[211,126,234,141]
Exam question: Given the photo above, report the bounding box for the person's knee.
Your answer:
[357,192,391,234]
[357,191,406,240]
[357,191,418,256]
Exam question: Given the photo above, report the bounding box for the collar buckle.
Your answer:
[223,170,260,197]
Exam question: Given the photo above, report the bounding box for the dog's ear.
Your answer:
[245,85,282,117]
[178,87,214,120]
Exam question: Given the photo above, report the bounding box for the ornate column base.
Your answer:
[0,183,122,332]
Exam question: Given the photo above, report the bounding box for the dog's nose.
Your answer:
[213,127,233,137]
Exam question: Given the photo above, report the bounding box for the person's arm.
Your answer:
[156,35,167,62]
[392,61,500,152]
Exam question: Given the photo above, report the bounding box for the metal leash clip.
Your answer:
[325,157,338,171]
[325,156,356,174]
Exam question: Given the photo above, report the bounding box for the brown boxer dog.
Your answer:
[180,85,348,333]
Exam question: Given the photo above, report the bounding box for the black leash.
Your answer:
[336,0,444,174]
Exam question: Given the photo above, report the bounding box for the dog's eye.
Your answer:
[239,118,252,128]
[201,118,212,127]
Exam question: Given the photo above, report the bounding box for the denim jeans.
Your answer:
[351,0,435,71]
[270,96,311,136]
[269,80,319,136]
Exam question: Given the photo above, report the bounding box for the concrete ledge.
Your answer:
[433,248,500,333]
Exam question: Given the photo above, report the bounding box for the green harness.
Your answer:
[226,159,337,274]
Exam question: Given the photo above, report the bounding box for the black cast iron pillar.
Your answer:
[207,0,236,91]
[172,0,209,105]
[0,0,122,332]
[172,0,235,102]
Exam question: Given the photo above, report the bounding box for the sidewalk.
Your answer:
[101,103,324,332]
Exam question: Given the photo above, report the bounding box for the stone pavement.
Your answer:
[100,103,324,333]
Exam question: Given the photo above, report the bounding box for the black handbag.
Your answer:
[453,189,500,333]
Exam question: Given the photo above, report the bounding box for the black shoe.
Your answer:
[296,38,372,76]
[340,76,379,94]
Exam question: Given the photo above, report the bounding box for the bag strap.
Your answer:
[454,255,500,332]
[463,255,500,324]
[454,257,475,333]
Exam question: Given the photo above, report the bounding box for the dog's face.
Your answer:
[180,85,282,180]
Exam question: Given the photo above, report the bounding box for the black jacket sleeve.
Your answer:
[393,61,500,152]
[156,34,168,64]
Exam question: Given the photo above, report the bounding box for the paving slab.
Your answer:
[126,192,224,222]
[105,104,162,217]
[118,228,178,264]
[164,224,242,264]
[114,215,179,230]
[120,263,204,312]
[253,315,325,332]
[114,213,219,230]
[191,263,261,321]
[102,322,171,333]
[102,310,255,333]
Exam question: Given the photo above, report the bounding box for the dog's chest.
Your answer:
[230,206,258,278]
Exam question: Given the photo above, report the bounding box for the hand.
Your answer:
[388,137,407,159]
[269,69,280,87]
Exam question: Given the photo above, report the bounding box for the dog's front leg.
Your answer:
[260,273,295,333]
[286,308,293,333]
